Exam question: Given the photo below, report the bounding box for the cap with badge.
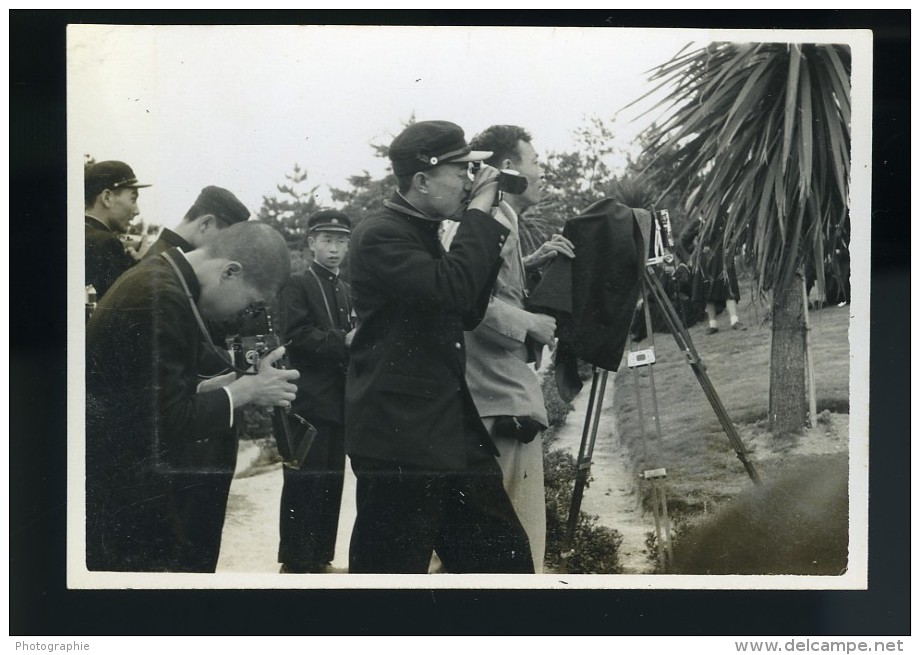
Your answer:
[388,120,493,177]
[193,185,250,225]
[307,210,352,234]
[84,160,151,200]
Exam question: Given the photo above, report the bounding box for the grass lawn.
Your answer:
[612,291,851,521]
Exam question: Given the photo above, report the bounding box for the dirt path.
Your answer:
[550,376,655,574]
[216,444,356,573]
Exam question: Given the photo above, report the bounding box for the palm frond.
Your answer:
[636,41,851,295]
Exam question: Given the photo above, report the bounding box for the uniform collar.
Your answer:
[158,227,194,253]
[310,260,339,282]
[384,191,441,224]
[84,215,112,232]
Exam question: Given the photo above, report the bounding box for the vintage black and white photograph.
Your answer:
[66,23,872,590]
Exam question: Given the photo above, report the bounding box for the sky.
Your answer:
[68,24,865,232]
[68,24,708,229]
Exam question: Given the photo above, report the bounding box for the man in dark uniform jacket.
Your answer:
[86,222,299,572]
[144,185,251,258]
[277,210,355,574]
[345,120,533,574]
[84,160,151,298]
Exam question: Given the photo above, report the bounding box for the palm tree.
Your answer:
[637,41,851,441]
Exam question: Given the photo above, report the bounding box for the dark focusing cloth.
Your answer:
[527,199,648,401]
[84,215,135,299]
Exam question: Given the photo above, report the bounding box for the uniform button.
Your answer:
[454,342,462,349]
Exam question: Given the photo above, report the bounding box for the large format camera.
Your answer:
[225,303,317,470]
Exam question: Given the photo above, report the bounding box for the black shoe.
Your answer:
[731,321,747,331]
[280,562,328,574]
[706,327,719,335]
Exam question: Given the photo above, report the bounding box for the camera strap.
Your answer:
[308,268,336,326]
[161,250,243,377]
[161,250,216,345]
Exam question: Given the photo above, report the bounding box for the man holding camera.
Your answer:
[442,125,574,572]
[276,210,355,574]
[86,221,299,572]
[344,120,533,574]
[84,160,151,299]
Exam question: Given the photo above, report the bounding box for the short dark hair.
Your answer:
[469,125,532,168]
[204,222,291,297]
[395,172,415,194]
[182,203,208,223]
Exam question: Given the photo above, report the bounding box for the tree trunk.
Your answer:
[768,274,808,443]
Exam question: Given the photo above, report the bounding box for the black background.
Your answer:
[10,9,910,636]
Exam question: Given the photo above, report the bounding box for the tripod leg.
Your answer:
[631,365,649,461]
[563,369,609,557]
[650,481,664,567]
[644,270,762,485]
[659,481,674,567]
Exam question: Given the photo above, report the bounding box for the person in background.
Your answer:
[276,210,355,574]
[679,217,745,334]
[344,120,533,574]
[442,124,574,572]
[84,160,151,298]
[144,185,250,258]
[86,221,299,572]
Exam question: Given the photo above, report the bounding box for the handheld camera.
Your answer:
[225,303,317,470]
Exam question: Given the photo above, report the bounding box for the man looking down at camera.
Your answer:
[85,221,299,572]
[345,120,533,574]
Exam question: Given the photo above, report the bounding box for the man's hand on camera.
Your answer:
[527,312,557,346]
[227,346,300,409]
[524,234,575,271]
[466,163,501,215]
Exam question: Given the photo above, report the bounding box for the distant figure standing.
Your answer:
[84,160,151,298]
[277,210,355,574]
[679,217,744,334]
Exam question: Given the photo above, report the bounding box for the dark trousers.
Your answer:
[86,468,234,573]
[86,433,236,573]
[348,448,534,574]
[278,419,346,570]
[168,469,235,572]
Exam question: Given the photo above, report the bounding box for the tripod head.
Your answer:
[647,208,676,268]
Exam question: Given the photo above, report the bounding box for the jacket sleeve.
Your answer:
[473,294,534,350]
[279,277,347,364]
[151,290,234,454]
[355,209,509,315]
